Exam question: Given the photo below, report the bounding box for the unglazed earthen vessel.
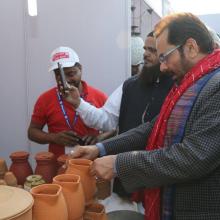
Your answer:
[35,151,57,183]
[84,203,107,220]
[9,151,33,185]
[66,159,96,204]
[30,183,68,220]
[53,174,85,220]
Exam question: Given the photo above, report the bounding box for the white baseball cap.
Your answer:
[48,46,80,72]
[131,36,144,65]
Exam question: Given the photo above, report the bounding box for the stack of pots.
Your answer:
[30,158,108,220]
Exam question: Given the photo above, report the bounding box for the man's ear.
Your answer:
[184,38,199,58]
[75,63,82,70]
[53,70,60,80]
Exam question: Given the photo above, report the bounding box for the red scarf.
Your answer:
[135,50,220,220]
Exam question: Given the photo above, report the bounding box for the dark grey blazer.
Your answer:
[101,71,220,220]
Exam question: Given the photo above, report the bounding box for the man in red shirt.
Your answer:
[28,46,108,158]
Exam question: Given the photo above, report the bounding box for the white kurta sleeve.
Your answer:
[76,84,122,131]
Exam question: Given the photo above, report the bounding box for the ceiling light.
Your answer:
[28,0,38,16]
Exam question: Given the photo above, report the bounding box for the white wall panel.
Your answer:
[0,0,29,166]
[0,0,130,167]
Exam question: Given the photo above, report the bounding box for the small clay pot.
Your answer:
[35,151,57,183]
[4,171,18,186]
[0,158,8,179]
[57,154,70,175]
[0,179,7,185]
[84,203,107,220]
[96,179,111,200]
[24,175,45,191]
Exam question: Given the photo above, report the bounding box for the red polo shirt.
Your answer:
[31,81,107,157]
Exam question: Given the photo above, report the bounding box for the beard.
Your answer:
[138,63,161,85]
[174,50,193,85]
[67,80,81,88]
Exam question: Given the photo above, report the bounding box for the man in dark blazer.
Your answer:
[71,13,220,220]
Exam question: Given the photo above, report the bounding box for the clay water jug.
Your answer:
[9,151,33,185]
[84,203,107,220]
[53,174,85,220]
[35,151,57,183]
[66,159,96,204]
[30,183,68,220]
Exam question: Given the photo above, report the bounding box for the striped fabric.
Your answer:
[145,50,220,220]
[161,71,218,220]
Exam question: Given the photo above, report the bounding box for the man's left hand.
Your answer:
[91,155,117,180]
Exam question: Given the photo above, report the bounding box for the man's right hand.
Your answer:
[50,130,81,146]
[64,85,81,108]
[69,145,99,161]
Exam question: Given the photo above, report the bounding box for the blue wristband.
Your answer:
[96,142,107,157]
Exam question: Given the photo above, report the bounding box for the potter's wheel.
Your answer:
[0,185,33,219]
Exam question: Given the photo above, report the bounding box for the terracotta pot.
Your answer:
[24,175,45,191]
[53,174,85,220]
[35,151,57,183]
[66,159,96,204]
[57,154,70,175]
[96,179,111,200]
[0,158,8,179]
[30,183,68,220]
[9,151,33,185]
[4,171,18,186]
[84,203,107,220]
[0,179,7,185]
[0,185,33,220]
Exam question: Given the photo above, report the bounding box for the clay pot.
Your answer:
[57,154,70,175]
[96,179,111,200]
[24,175,45,191]
[53,174,85,220]
[0,179,7,185]
[9,151,33,185]
[4,171,18,186]
[66,159,96,204]
[0,158,8,179]
[84,203,107,220]
[30,183,68,220]
[35,151,57,183]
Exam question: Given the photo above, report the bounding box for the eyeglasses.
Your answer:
[159,44,182,63]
